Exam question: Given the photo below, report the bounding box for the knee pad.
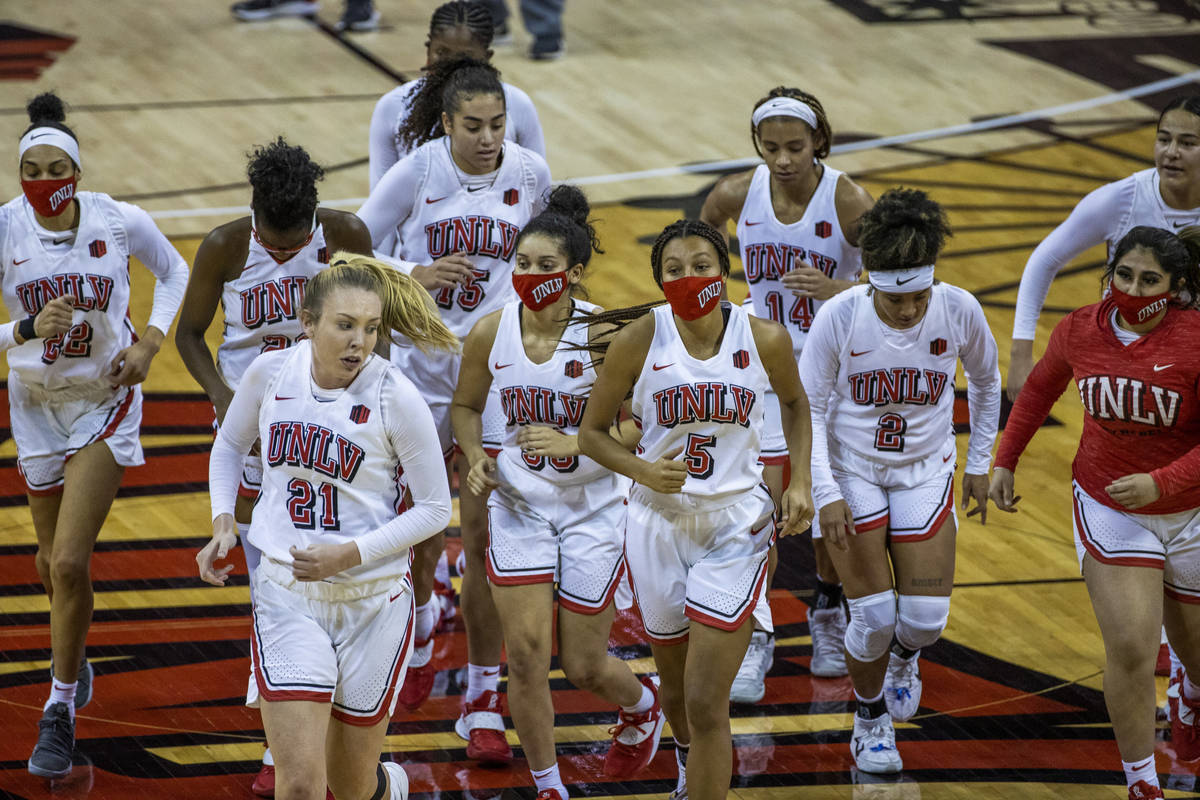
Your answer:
[895,594,950,652]
[843,590,897,662]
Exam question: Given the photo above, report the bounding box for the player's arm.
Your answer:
[956,293,1003,524]
[508,85,547,158]
[699,170,752,244]
[177,221,247,423]
[752,316,813,536]
[834,173,875,249]
[368,90,403,191]
[321,208,374,257]
[451,311,502,495]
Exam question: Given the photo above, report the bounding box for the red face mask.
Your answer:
[22,176,76,217]
[512,271,568,311]
[662,275,724,321]
[1111,283,1171,326]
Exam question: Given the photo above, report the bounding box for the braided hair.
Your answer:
[751,87,832,161]
[428,1,495,49]
[1104,225,1200,308]
[858,188,951,272]
[397,56,504,152]
[247,137,324,233]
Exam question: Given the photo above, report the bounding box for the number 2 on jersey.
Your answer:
[287,478,340,531]
[874,412,907,452]
[763,290,815,332]
[41,321,94,364]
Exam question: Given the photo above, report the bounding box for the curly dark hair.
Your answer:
[1104,225,1200,308]
[22,93,79,162]
[247,137,324,233]
[427,1,494,49]
[858,188,952,272]
[397,56,504,152]
[751,87,832,161]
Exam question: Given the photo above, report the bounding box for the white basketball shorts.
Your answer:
[249,558,416,726]
[625,486,775,643]
[1072,482,1200,603]
[9,374,144,495]
[390,344,503,460]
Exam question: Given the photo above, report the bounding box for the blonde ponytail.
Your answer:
[306,252,460,354]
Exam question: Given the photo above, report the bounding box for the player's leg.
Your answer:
[731,459,782,704]
[260,701,330,800]
[1160,508,1200,771]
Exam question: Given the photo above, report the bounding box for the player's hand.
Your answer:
[467,455,500,497]
[1007,340,1035,401]
[779,483,814,537]
[412,252,474,291]
[109,337,160,387]
[818,499,854,552]
[781,267,838,300]
[1106,473,1161,510]
[197,515,239,586]
[635,445,688,493]
[290,542,361,581]
[33,295,75,339]
[517,425,579,459]
[962,472,990,524]
[988,467,1021,512]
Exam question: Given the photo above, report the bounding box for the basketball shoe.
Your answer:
[604,675,665,777]
[883,650,922,722]
[730,631,774,704]
[1128,780,1164,799]
[455,690,512,765]
[231,0,319,21]
[809,605,849,677]
[1172,685,1200,760]
[851,710,903,774]
[27,702,74,779]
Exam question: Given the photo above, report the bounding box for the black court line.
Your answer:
[308,16,408,85]
[114,157,367,203]
[0,94,388,116]
[854,176,1095,197]
[954,576,1084,588]
[970,258,1106,297]
[886,143,1123,184]
[1018,118,1153,167]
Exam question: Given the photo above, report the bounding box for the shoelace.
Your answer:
[37,710,72,757]
[862,717,897,752]
[608,709,654,746]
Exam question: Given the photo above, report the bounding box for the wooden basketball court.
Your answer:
[2,1,1200,797]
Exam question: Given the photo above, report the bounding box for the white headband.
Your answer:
[19,127,81,169]
[752,97,818,131]
[868,265,936,293]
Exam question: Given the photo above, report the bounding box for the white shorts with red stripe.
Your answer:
[625,485,775,643]
[486,462,627,614]
[824,441,957,541]
[9,373,143,495]
[1072,482,1200,603]
[249,558,415,726]
[758,387,788,466]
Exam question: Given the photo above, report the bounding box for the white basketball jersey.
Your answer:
[1115,168,1200,256]
[736,165,862,356]
[488,298,607,485]
[396,139,544,339]
[631,303,768,510]
[815,284,969,467]
[250,342,411,583]
[0,192,135,390]
[216,224,331,390]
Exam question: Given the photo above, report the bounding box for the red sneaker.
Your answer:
[454,690,512,766]
[433,578,457,628]
[1128,780,1164,799]
[1155,642,1171,676]
[603,675,665,778]
[398,636,436,711]
[251,764,275,797]
[1174,687,1200,760]
[535,790,565,800]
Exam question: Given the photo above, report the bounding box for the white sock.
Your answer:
[465,663,500,704]
[674,742,689,792]
[262,746,274,766]
[414,599,438,643]
[434,550,450,587]
[855,689,884,705]
[1183,673,1200,704]
[620,681,654,715]
[1122,756,1158,788]
[46,678,77,719]
[1170,642,1182,677]
[531,762,565,795]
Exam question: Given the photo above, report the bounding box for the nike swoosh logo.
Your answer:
[1131,759,1153,770]
[850,349,872,357]
[1173,220,1192,228]
[744,221,762,227]
[30,133,52,140]
[12,258,30,266]
[943,452,954,463]
[1154,364,1174,372]
[425,196,447,204]
[652,363,674,371]
[895,275,917,285]
[467,186,486,193]
[493,362,512,370]
[389,591,404,602]
[274,394,296,401]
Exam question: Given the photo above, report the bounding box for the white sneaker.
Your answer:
[809,606,849,677]
[729,631,774,704]
[382,761,408,799]
[851,712,903,774]
[884,652,922,722]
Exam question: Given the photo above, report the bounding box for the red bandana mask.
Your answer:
[1111,284,1170,326]
[512,271,568,311]
[22,176,76,217]
[662,275,724,321]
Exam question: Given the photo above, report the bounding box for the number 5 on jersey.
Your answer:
[684,432,717,479]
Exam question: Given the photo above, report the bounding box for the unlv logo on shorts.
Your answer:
[88,240,107,258]
[815,221,832,238]
[564,359,584,378]
[349,404,370,424]
[503,189,519,206]
[732,349,750,369]
[930,337,948,356]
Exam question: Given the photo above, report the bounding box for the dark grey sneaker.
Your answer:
[528,37,565,60]
[231,0,320,21]
[49,658,93,710]
[335,6,381,31]
[28,703,74,778]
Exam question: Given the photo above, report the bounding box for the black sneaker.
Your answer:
[231,0,320,21]
[528,37,565,61]
[49,658,93,710]
[335,6,381,31]
[28,703,74,779]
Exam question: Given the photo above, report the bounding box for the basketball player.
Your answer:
[2,93,189,778]
[799,188,1000,774]
[197,254,457,800]
[577,220,814,800]
[450,186,663,800]
[700,86,874,700]
[357,56,550,763]
[175,137,372,797]
[992,226,1200,800]
[1009,96,1200,398]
